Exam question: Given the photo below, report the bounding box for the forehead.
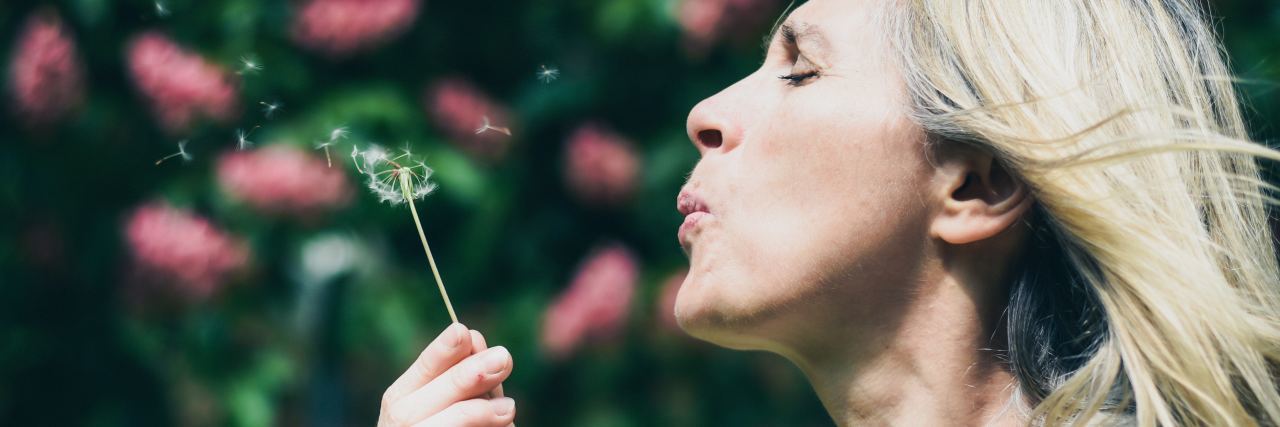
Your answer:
[781,0,888,60]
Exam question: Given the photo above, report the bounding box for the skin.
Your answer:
[383,0,1033,425]
[377,323,515,427]
[677,0,1034,425]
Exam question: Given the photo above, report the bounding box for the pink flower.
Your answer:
[563,123,640,207]
[425,77,514,162]
[125,202,248,300]
[541,244,639,359]
[291,0,421,58]
[127,32,238,134]
[8,9,84,126]
[216,145,352,217]
[656,269,688,331]
[677,0,778,56]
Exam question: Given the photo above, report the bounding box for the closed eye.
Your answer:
[778,51,821,87]
[779,70,819,86]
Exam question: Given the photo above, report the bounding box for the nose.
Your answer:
[685,93,742,155]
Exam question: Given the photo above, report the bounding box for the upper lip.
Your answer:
[677,190,710,217]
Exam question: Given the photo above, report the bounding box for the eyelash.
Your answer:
[778,70,819,87]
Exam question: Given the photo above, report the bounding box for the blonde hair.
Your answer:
[885,0,1280,425]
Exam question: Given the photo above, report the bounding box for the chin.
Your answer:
[673,264,783,351]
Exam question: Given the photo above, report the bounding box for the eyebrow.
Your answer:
[768,21,832,61]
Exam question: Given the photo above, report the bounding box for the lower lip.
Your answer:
[678,211,711,244]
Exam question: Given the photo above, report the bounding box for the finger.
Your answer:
[470,329,488,351]
[390,346,513,423]
[383,323,473,404]
[469,330,504,398]
[413,397,515,427]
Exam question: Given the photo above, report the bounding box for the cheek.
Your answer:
[750,96,928,263]
[687,98,931,322]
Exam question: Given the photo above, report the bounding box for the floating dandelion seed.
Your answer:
[474,115,512,136]
[238,55,262,75]
[314,126,348,167]
[537,64,560,83]
[155,140,192,165]
[235,126,259,150]
[353,144,456,322]
[154,1,170,17]
[259,100,282,118]
[328,126,349,142]
[315,141,335,167]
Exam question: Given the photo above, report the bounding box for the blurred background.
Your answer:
[0,0,1276,425]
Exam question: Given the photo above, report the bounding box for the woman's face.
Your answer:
[676,0,937,350]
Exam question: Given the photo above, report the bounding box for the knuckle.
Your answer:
[457,401,494,422]
[451,365,483,392]
[382,408,409,427]
[380,390,395,413]
[414,353,440,382]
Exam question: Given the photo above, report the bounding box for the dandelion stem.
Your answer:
[402,172,458,323]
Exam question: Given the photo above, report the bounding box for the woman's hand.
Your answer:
[378,323,516,426]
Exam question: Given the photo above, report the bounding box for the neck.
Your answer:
[777,274,1025,426]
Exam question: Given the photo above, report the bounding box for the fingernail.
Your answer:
[493,397,514,416]
[480,346,509,375]
[447,323,467,348]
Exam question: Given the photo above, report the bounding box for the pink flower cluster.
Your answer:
[425,77,514,163]
[217,145,353,217]
[8,9,84,126]
[677,0,779,55]
[127,32,238,134]
[291,0,421,58]
[125,202,248,300]
[541,244,639,359]
[564,123,640,207]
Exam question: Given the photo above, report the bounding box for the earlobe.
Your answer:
[929,152,1033,245]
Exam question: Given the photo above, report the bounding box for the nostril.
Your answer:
[697,130,723,149]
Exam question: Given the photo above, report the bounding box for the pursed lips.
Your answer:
[677,190,713,247]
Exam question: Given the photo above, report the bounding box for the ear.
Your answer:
[929,147,1034,245]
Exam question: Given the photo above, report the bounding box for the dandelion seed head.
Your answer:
[396,141,418,160]
[361,145,388,170]
[354,144,437,205]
